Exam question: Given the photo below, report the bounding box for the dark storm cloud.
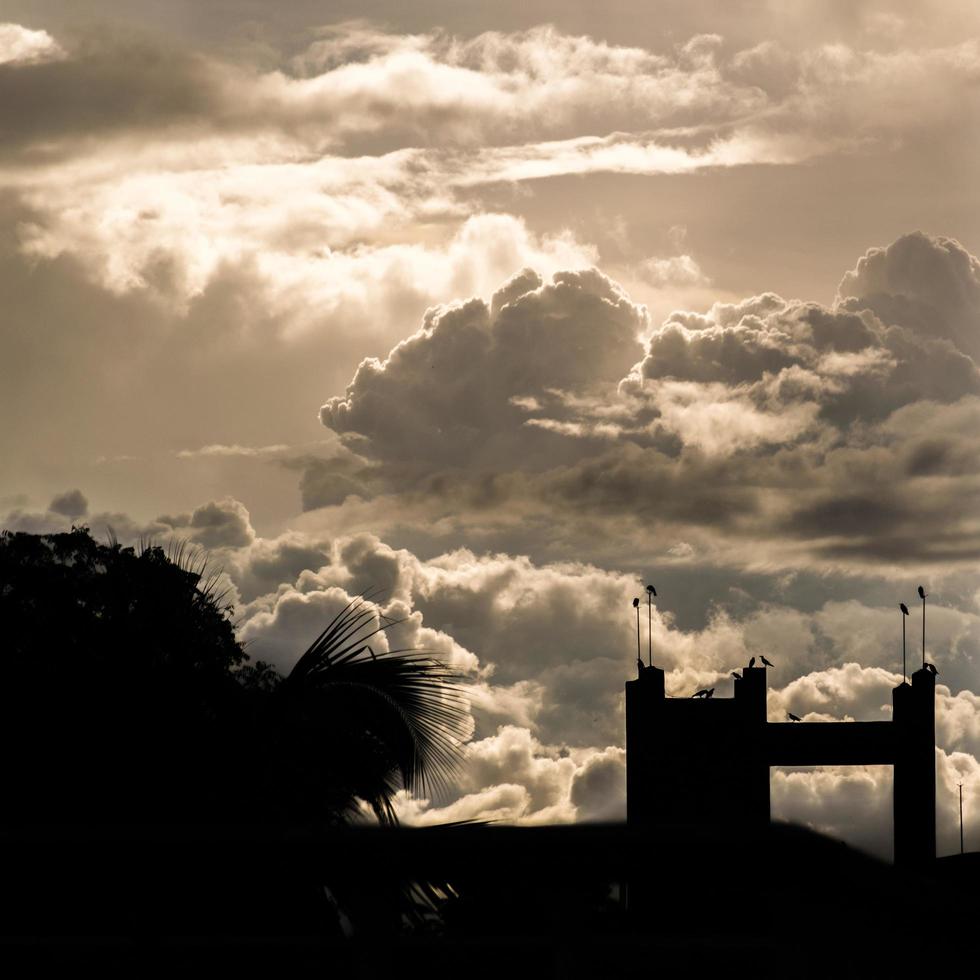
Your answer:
[158,497,255,549]
[280,450,381,510]
[48,488,88,518]
[317,232,980,568]
[320,267,647,469]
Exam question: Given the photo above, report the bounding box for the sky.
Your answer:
[2,0,979,859]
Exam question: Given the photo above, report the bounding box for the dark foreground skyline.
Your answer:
[0,526,974,972]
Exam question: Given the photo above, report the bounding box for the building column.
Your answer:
[893,668,936,867]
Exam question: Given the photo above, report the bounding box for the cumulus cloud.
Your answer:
[0,493,171,542]
[159,497,256,550]
[837,232,980,360]
[230,526,980,850]
[312,232,980,571]
[4,487,977,856]
[48,488,88,519]
[771,765,894,859]
[320,267,647,470]
[0,23,64,66]
[395,729,625,825]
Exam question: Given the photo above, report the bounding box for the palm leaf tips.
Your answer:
[282,594,468,818]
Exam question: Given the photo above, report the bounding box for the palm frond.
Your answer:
[281,593,469,818]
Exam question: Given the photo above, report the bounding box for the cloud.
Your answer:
[311,231,980,570]
[0,23,64,66]
[48,488,88,519]
[4,488,977,856]
[0,494,172,541]
[320,266,646,470]
[768,663,899,723]
[176,443,290,459]
[395,729,625,825]
[771,765,894,859]
[569,746,627,822]
[224,530,333,602]
[6,24,979,322]
[157,497,256,550]
[636,253,709,288]
[837,232,980,360]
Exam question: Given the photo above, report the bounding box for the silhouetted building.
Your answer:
[626,665,935,866]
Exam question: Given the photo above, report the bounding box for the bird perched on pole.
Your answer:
[788,712,801,722]
[748,657,756,668]
[760,655,774,668]
[925,663,938,675]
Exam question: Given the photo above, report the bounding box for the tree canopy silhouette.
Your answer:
[0,527,466,829]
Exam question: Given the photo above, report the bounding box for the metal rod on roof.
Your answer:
[960,783,965,856]
[646,584,656,668]
[632,597,641,673]
[900,602,909,684]
[918,586,928,670]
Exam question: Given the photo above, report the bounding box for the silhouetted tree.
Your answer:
[0,527,253,824]
[0,527,466,830]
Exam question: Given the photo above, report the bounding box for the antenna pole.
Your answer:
[647,590,652,668]
[921,593,926,669]
[635,604,641,668]
[902,614,906,685]
[960,783,965,856]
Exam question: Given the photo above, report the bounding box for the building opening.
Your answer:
[771,764,894,862]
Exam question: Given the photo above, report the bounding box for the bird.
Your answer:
[646,584,657,597]
[633,597,640,608]
[692,688,709,698]
[731,671,742,681]
[918,585,927,600]
[925,663,939,675]
[760,655,774,668]
[705,688,714,699]
[788,712,801,722]
[748,656,756,668]
[900,602,909,616]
